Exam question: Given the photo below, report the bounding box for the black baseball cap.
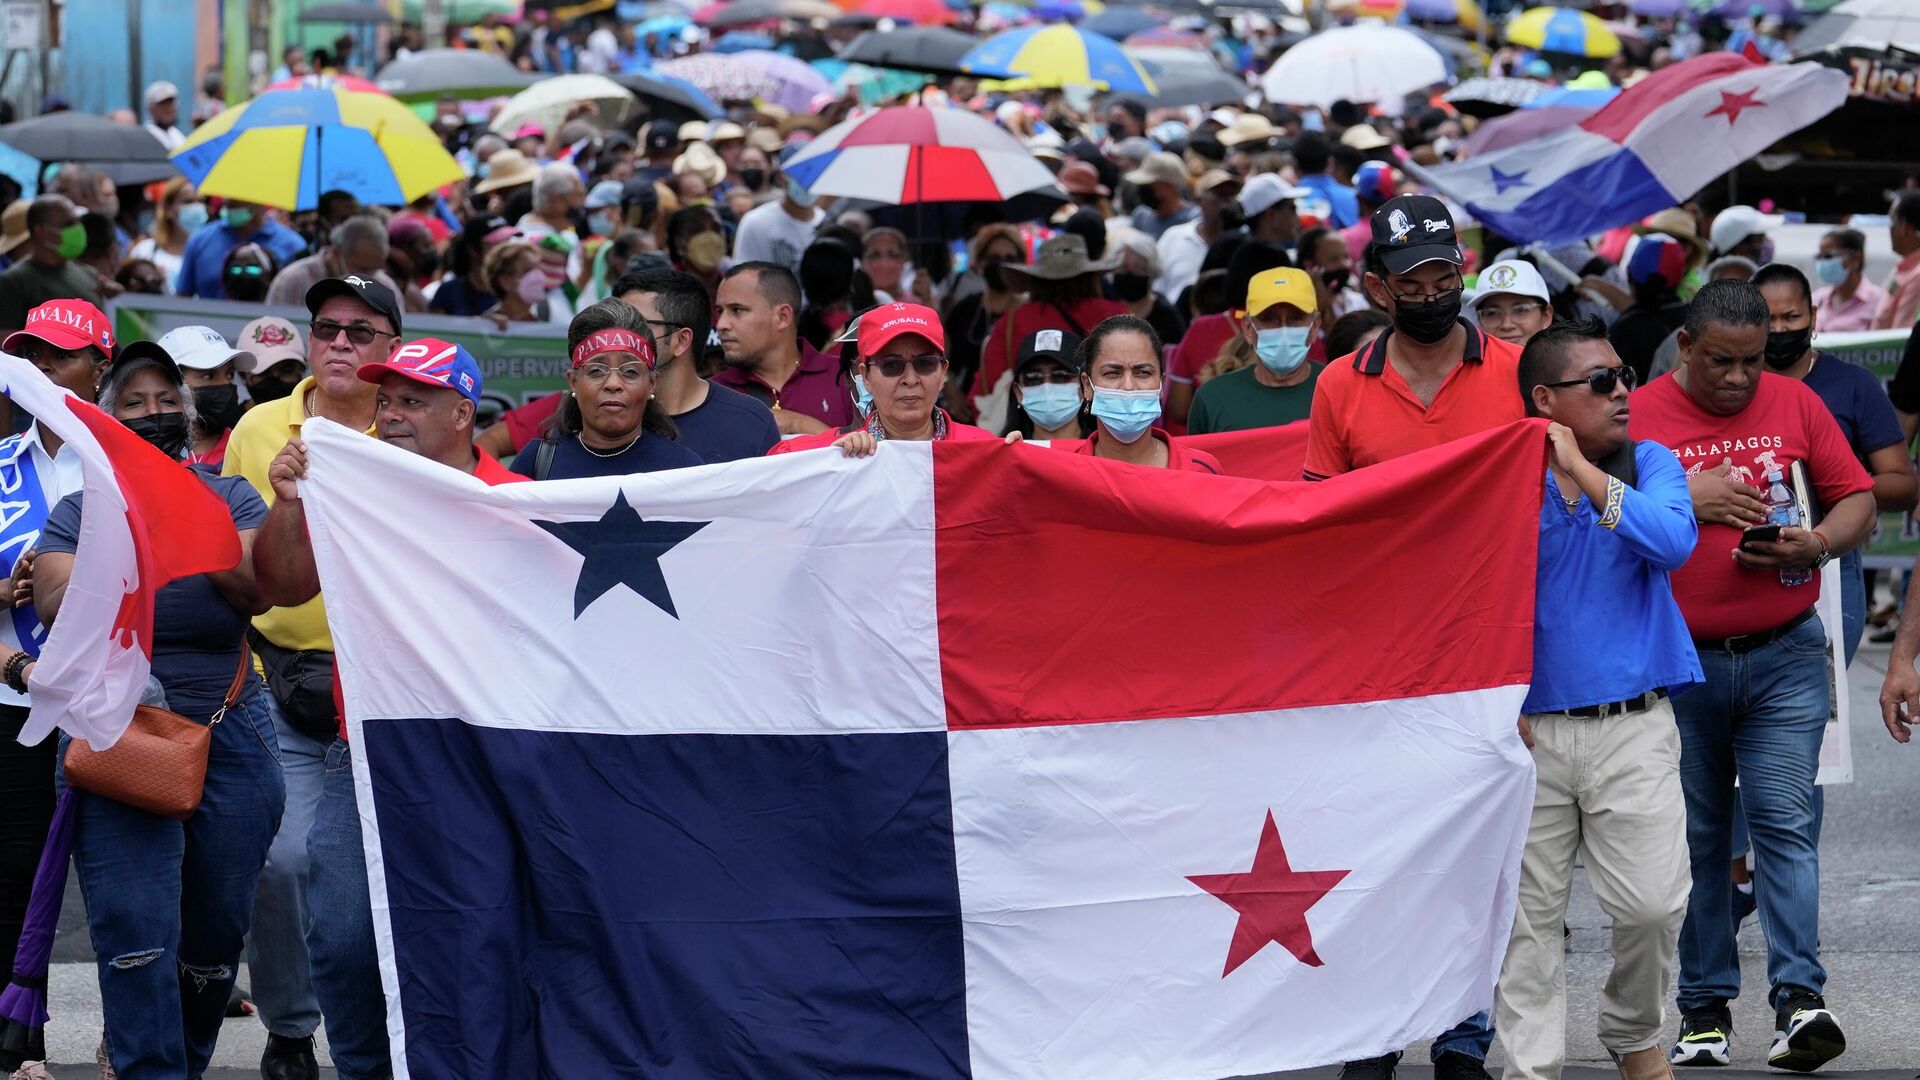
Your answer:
[305,275,404,337]
[1014,328,1084,376]
[1369,194,1463,276]
[643,119,679,155]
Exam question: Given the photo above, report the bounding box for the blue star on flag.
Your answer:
[1488,166,1529,195]
[534,492,709,619]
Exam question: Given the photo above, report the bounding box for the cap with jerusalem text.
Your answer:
[4,299,114,357]
[1014,327,1084,376]
[305,274,403,337]
[857,302,945,359]
[1370,194,1463,276]
[358,337,482,405]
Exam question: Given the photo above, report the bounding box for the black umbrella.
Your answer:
[1082,6,1165,40]
[1119,64,1250,108]
[0,113,175,186]
[838,27,979,78]
[374,48,536,101]
[300,2,393,21]
[614,71,726,122]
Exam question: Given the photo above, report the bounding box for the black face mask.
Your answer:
[1765,326,1813,370]
[982,261,1015,293]
[125,412,191,459]
[1390,288,1463,345]
[1321,267,1351,292]
[740,168,766,191]
[248,375,298,404]
[225,270,269,303]
[1112,271,1152,302]
[193,384,244,432]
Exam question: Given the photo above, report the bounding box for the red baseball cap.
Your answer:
[857,302,945,359]
[4,299,113,356]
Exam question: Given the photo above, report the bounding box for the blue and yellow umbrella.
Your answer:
[959,24,1156,93]
[171,86,465,212]
[1505,7,1623,58]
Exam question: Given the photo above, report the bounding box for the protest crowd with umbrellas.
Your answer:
[0,0,1916,1077]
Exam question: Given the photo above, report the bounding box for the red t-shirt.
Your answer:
[1168,312,1240,388]
[1303,323,1525,480]
[499,393,564,453]
[1629,370,1873,639]
[1070,428,1223,473]
[973,298,1128,410]
[334,448,527,741]
[768,412,997,454]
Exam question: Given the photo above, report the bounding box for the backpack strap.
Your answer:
[534,437,557,482]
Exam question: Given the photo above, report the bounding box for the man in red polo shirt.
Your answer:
[711,260,855,435]
[1630,279,1873,1071]
[251,337,525,1080]
[1309,196,1518,1080]
[1303,195,1525,483]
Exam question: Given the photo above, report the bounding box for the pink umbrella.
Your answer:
[266,73,383,94]
[727,49,835,113]
[1459,105,1595,158]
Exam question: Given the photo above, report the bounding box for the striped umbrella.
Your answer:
[780,105,1060,207]
[171,85,463,211]
[960,24,1156,93]
[1505,7,1622,58]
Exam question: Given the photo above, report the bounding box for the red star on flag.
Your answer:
[1705,88,1766,125]
[1187,810,1351,976]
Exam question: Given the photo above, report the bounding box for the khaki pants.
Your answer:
[1496,699,1692,1079]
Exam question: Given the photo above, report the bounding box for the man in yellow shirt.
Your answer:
[222,274,397,1080]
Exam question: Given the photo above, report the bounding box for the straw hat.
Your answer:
[674,142,728,188]
[1634,207,1709,263]
[0,200,28,256]
[472,149,537,195]
[1001,234,1121,283]
[1218,112,1282,148]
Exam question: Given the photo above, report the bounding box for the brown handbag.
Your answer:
[63,646,253,821]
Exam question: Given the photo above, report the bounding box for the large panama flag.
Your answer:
[296,419,1546,1080]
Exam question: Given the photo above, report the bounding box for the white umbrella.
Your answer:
[1260,25,1448,108]
[489,74,636,137]
[1793,0,1920,56]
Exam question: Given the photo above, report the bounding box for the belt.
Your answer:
[1561,688,1668,719]
[1692,608,1816,655]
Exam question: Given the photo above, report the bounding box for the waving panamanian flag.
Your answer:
[295,418,1547,1080]
[1415,52,1847,247]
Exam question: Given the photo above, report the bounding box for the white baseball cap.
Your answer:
[1708,205,1784,255]
[144,80,179,107]
[155,325,255,373]
[1466,259,1551,311]
[1237,173,1311,219]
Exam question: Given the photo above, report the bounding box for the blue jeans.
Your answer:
[307,739,392,1080]
[1433,1011,1493,1060]
[1674,615,1829,1013]
[246,698,330,1039]
[61,689,285,1080]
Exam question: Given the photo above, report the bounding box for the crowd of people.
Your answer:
[0,3,1916,1080]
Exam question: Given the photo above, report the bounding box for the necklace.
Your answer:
[303,388,317,419]
[580,432,642,458]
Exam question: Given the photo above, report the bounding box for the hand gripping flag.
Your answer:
[1413,52,1848,247]
[296,417,1547,1080]
[0,354,242,748]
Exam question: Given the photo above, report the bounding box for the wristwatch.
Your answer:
[1811,529,1834,569]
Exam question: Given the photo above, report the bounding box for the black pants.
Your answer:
[0,702,56,980]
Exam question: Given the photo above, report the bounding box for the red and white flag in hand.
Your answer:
[0,354,242,748]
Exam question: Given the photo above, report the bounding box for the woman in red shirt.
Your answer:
[971,235,1126,432]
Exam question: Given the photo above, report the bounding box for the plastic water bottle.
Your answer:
[1763,467,1811,587]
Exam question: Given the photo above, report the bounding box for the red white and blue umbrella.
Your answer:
[780,105,1060,206]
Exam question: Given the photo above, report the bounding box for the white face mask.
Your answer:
[516,270,548,304]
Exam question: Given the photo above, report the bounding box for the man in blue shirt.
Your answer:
[1494,317,1702,1080]
[1289,131,1359,231]
[615,267,779,462]
[174,200,307,299]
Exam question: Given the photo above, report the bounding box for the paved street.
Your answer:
[36,642,1920,1076]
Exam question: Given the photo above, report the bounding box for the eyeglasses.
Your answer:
[642,318,684,333]
[1543,364,1638,395]
[868,354,944,378]
[1390,282,1464,305]
[1018,369,1078,387]
[1477,301,1547,321]
[577,362,652,385]
[226,265,265,278]
[310,319,396,346]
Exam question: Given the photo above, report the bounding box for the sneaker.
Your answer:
[1339,1053,1402,1080]
[1768,992,1845,1072]
[1732,878,1757,932]
[1433,1050,1492,1080]
[260,1033,320,1080]
[1671,1004,1733,1066]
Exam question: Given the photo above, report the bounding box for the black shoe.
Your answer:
[1339,1053,1402,1080]
[1769,991,1845,1072]
[225,984,254,1018]
[1433,1050,1493,1080]
[1671,1002,1733,1066]
[260,1033,319,1080]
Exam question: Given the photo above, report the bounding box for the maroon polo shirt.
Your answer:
[710,340,857,431]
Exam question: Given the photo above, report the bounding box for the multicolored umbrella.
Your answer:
[729,50,836,111]
[781,105,1060,207]
[266,73,383,93]
[1522,81,1620,110]
[1505,7,1623,58]
[172,85,463,211]
[960,24,1156,93]
[1123,25,1209,49]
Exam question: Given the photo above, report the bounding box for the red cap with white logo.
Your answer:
[4,299,114,356]
[857,302,945,359]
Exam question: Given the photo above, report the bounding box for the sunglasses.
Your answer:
[1543,364,1638,395]
[1018,369,1078,387]
[868,354,943,378]
[226,264,265,278]
[310,319,396,346]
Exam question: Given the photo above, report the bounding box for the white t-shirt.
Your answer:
[731,199,823,273]
[1156,217,1208,302]
[127,237,184,294]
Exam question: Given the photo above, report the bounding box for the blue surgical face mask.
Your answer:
[1254,326,1312,376]
[853,372,872,415]
[1814,256,1848,285]
[177,202,208,232]
[1020,381,1082,431]
[1090,386,1161,444]
[588,210,618,238]
[787,179,816,208]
